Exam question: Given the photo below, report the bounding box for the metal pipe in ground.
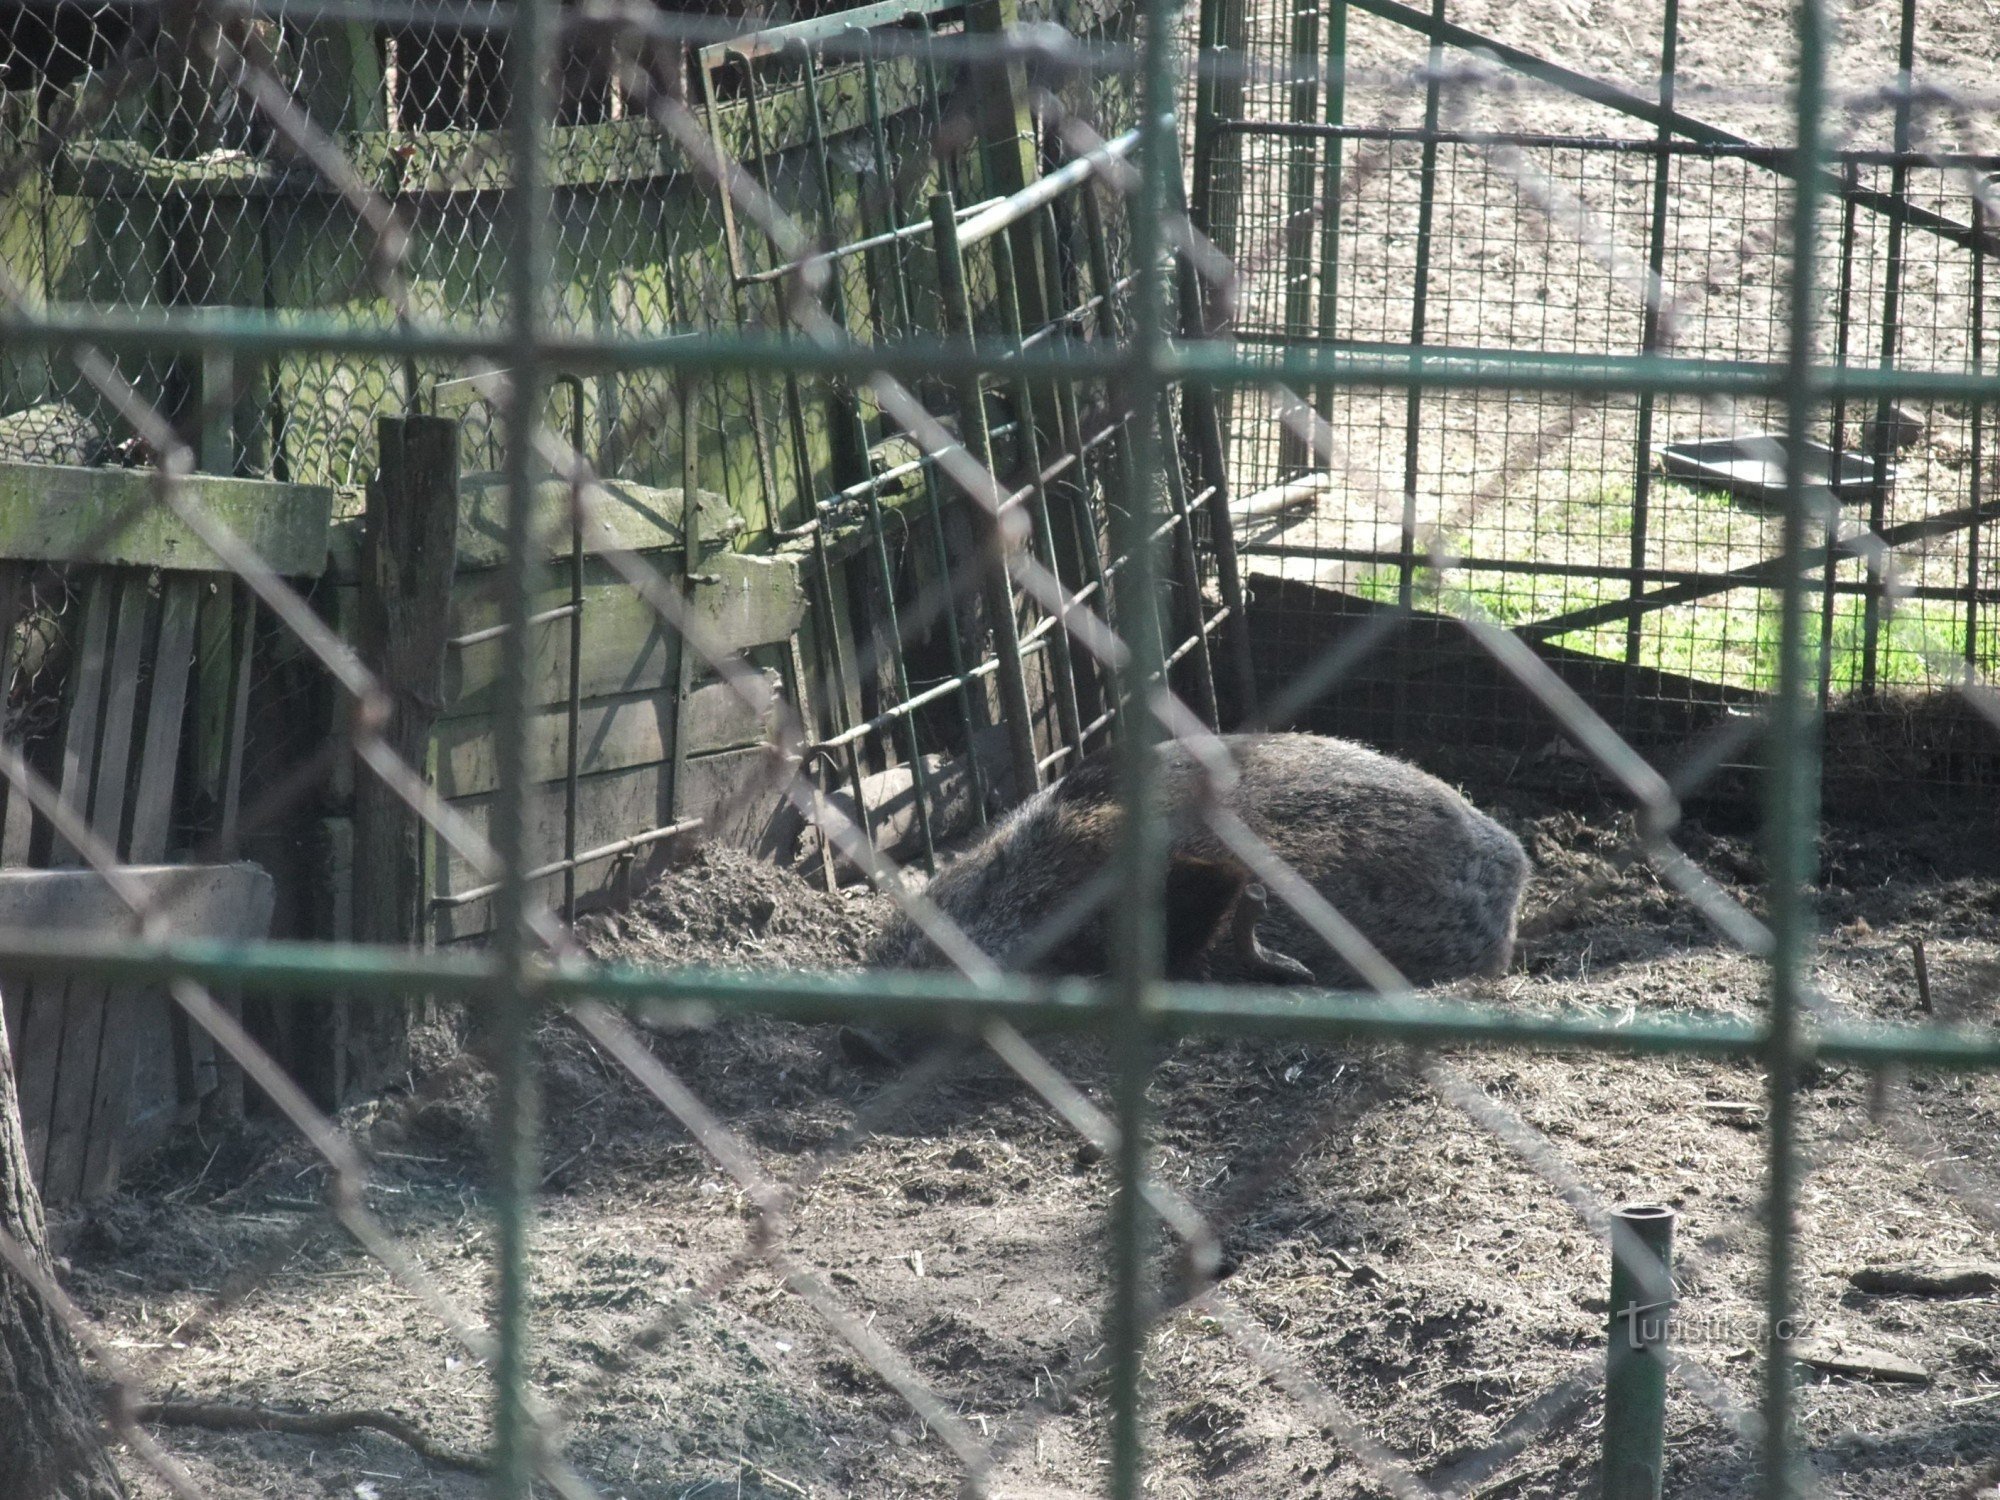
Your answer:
[1604,1203,1676,1500]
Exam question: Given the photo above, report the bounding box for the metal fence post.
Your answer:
[1604,1204,1676,1500]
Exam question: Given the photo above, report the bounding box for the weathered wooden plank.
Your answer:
[81,576,203,1197]
[126,577,202,861]
[675,745,796,853]
[432,760,674,943]
[13,977,65,1185]
[0,560,35,864]
[451,473,739,571]
[433,744,793,942]
[48,576,114,866]
[47,576,151,1201]
[88,577,151,844]
[432,674,776,800]
[441,553,804,718]
[0,865,275,1201]
[0,462,334,575]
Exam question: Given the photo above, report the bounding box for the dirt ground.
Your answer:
[53,752,2000,1499]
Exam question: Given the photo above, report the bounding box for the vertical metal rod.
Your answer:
[1189,0,1245,448]
[1968,197,1987,669]
[1081,178,1149,709]
[1103,0,1179,1435]
[932,192,1042,800]
[1397,0,1445,620]
[1276,0,1322,478]
[694,49,787,539]
[1861,0,1919,693]
[1765,0,1828,1492]
[1043,198,1117,734]
[671,372,702,832]
[1624,0,1678,676]
[800,40,888,760]
[1167,130,1258,723]
[493,0,556,1491]
[1821,165,1862,710]
[738,54,821,523]
[864,51,991,824]
[990,228,1085,760]
[1311,0,1348,430]
[1603,1205,1676,1500]
[738,49,873,839]
[555,373,585,924]
[1155,383,1222,726]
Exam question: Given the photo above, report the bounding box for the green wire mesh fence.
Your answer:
[0,0,1995,1497]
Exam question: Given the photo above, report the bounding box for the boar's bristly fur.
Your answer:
[867,733,1529,987]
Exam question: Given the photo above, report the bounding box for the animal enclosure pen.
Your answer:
[0,3,1993,1500]
[1196,0,2000,792]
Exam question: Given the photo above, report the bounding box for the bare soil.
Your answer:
[55,787,2000,1499]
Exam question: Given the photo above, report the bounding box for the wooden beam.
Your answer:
[439,553,805,718]
[432,676,775,799]
[349,416,459,1089]
[449,472,740,572]
[0,462,333,575]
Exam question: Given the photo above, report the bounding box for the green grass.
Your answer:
[1353,475,1969,695]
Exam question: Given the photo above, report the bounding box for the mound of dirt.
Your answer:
[578,844,893,973]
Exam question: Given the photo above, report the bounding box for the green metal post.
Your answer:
[1310,0,1348,430]
[990,229,1086,760]
[1764,0,1829,1494]
[863,49,993,823]
[1277,0,1323,478]
[1603,1204,1676,1500]
[1625,0,1678,678]
[931,192,1043,800]
[494,0,557,1491]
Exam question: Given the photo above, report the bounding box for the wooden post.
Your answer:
[350,416,459,1093]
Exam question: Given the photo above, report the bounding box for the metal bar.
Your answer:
[445,602,581,650]
[1603,1205,1676,1499]
[432,818,707,908]
[554,373,586,924]
[955,130,1142,247]
[735,48,875,843]
[1762,0,1830,1491]
[1392,0,1447,749]
[1859,0,1920,695]
[851,43,940,873]
[1108,0,1180,1484]
[1167,125,1258,722]
[1275,0,1321,478]
[1311,0,1348,432]
[1822,162,1862,708]
[931,190,1043,800]
[21,308,2000,401]
[862,54,992,825]
[734,193,1005,287]
[1234,539,2000,604]
[1624,0,1677,678]
[696,0,958,67]
[4,933,2000,1067]
[1971,198,1988,669]
[991,228,1085,760]
[1155,384,1221,726]
[493,0,557,1489]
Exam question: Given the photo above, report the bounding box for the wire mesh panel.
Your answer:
[0,1,1994,1499]
[1202,0,2000,799]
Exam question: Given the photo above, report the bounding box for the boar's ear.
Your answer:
[1160,856,1250,978]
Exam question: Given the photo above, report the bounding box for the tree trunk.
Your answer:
[0,1008,126,1500]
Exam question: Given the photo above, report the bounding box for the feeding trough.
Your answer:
[1657,434,1890,505]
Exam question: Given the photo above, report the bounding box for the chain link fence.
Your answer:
[0,0,1995,1498]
